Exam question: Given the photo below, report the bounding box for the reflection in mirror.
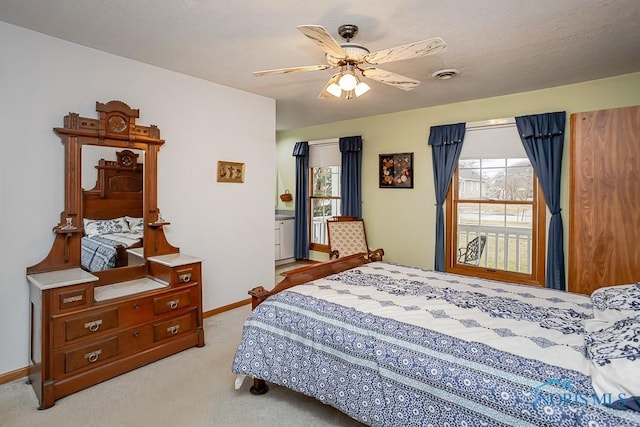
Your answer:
[81,146,146,272]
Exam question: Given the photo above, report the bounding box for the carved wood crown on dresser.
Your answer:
[26,101,204,409]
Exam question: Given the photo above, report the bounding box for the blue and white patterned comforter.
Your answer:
[232,262,640,426]
[81,233,141,272]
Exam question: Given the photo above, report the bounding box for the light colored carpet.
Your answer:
[0,272,363,426]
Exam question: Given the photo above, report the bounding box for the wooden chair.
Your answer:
[327,217,384,261]
[457,235,486,266]
[331,215,358,221]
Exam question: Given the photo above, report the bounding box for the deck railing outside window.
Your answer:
[458,225,532,273]
[312,217,328,245]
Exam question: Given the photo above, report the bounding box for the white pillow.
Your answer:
[83,217,130,237]
[591,283,640,322]
[125,216,144,234]
[584,315,640,412]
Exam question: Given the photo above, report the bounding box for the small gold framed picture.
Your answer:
[217,161,245,183]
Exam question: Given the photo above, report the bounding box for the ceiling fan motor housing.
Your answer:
[338,24,359,41]
[326,43,370,67]
[327,24,369,68]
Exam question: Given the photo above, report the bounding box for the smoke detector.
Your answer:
[432,68,459,80]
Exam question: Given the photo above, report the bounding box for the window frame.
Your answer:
[308,165,341,253]
[445,134,547,287]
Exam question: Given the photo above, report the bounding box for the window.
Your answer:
[308,141,341,252]
[446,119,546,286]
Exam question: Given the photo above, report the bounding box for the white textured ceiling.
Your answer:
[1,0,639,130]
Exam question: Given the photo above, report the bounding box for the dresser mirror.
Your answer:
[27,100,178,277]
[82,146,144,190]
[80,146,146,272]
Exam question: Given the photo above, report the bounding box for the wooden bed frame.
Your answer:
[83,149,144,267]
[246,251,383,395]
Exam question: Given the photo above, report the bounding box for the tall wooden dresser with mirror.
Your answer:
[26,101,204,409]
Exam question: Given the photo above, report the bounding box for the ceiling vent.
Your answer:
[432,68,459,80]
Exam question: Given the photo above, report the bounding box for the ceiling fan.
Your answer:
[253,24,447,99]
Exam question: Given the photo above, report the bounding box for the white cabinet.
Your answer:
[274,222,281,259]
[280,219,295,260]
[275,219,295,262]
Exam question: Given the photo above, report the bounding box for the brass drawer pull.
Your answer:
[84,319,103,332]
[62,294,83,304]
[84,349,102,363]
[167,299,180,310]
[178,273,192,283]
[167,325,180,335]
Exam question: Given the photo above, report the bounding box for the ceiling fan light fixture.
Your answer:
[326,83,342,97]
[354,81,370,97]
[338,72,358,91]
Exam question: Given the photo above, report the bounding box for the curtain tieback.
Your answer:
[551,208,562,215]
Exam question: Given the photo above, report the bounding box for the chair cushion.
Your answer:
[328,221,368,257]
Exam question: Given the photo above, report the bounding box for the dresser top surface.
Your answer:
[94,277,169,302]
[147,253,203,267]
[27,268,98,290]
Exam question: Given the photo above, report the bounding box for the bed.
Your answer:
[232,254,640,426]
[81,216,143,271]
[81,149,144,271]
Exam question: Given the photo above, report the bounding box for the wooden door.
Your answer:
[569,105,640,294]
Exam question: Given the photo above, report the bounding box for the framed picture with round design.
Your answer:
[379,152,413,188]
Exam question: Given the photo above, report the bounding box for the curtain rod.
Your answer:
[308,138,339,146]
[465,117,515,130]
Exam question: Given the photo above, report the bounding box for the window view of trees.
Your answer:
[312,166,340,216]
[309,166,340,248]
[458,159,533,201]
[453,157,542,280]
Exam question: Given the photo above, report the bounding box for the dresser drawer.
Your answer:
[51,283,92,313]
[63,307,119,343]
[117,323,155,354]
[153,290,192,315]
[173,265,198,285]
[173,263,200,286]
[153,311,195,342]
[63,336,119,374]
[54,323,155,377]
[148,262,200,286]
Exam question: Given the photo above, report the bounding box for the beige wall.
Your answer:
[276,72,640,269]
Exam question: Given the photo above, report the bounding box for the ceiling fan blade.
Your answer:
[361,68,421,91]
[297,25,346,59]
[364,37,446,65]
[318,73,341,99]
[253,64,332,77]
